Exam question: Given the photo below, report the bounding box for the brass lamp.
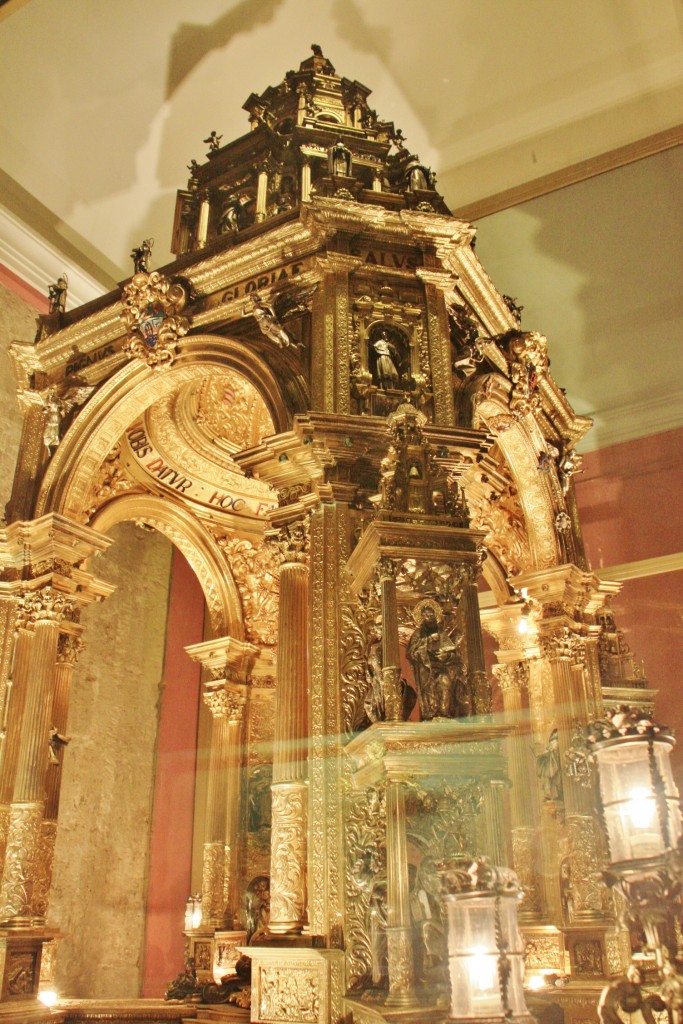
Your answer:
[586,709,683,1022]
[440,859,533,1024]
[589,711,681,867]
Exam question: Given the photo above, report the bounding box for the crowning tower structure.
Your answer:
[0,46,660,1023]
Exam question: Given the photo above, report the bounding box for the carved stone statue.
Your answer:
[372,330,400,389]
[407,601,468,720]
[329,138,351,177]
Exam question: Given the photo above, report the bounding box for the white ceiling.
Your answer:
[0,0,681,449]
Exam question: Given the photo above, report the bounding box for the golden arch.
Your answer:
[468,375,562,574]
[90,492,243,639]
[36,334,306,520]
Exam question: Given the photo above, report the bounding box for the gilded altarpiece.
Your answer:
[0,45,660,1024]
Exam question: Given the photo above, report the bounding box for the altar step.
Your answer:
[182,1004,249,1023]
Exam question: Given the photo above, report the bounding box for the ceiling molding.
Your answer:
[577,388,683,454]
[0,205,107,311]
[454,126,683,222]
[596,553,683,583]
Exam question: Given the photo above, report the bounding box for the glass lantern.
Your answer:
[184,893,202,932]
[589,713,682,866]
[440,860,532,1023]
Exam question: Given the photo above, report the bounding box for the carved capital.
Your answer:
[16,587,78,630]
[378,556,397,582]
[539,626,585,662]
[493,660,530,693]
[57,633,84,665]
[269,518,310,567]
[203,687,244,720]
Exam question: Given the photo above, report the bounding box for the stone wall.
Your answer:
[0,278,35,512]
[49,521,174,998]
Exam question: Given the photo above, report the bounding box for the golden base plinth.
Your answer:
[245,945,343,1024]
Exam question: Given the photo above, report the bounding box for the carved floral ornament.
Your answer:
[120,271,189,369]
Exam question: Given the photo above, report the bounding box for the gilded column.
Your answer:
[197,189,210,248]
[385,777,417,1006]
[378,558,402,721]
[268,517,309,935]
[494,661,543,919]
[186,636,256,930]
[0,588,72,924]
[201,687,233,928]
[255,169,268,222]
[462,568,491,714]
[540,629,606,925]
[35,631,84,920]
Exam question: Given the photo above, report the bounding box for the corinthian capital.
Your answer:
[539,626,586,663]
[270,517,310,567]
[16,587,78,630]
[493,660,530,693]
[203,686,244,720]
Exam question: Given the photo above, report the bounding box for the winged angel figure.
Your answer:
[42,386,95,452]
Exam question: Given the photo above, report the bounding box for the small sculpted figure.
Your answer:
[372,331,401,389]
[131,238,153,274]
[407,602,468,720]
[204,130,222,153]
[536,728,562,802]
[48,275,68,314]
[250,294,291,348]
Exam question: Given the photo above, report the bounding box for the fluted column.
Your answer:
[202,688,231,928]
[385,777,417,1006]
[495,661,543,919]
[268,518,309,935]
[185,635,257,931]
[379,558,402,721]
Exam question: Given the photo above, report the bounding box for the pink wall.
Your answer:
[0,261,49,312]
[575,428,683,787]
[142,549,204,996]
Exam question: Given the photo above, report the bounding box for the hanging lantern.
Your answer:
[587,710,682,867]
[440,859,533,1023]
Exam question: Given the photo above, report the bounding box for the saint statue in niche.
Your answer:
[329,138,351,177]
[370,325,407,391]
[407,599,468,720]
